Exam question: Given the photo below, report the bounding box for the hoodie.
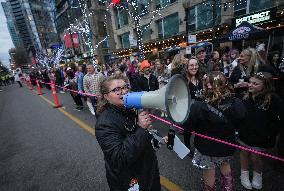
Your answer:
[186,97,246,157]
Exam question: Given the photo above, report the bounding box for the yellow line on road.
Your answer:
[40,95,55,106]
[38,94,182,191]
[58,108,96,136]
[39,95,95,136]
[160,176,183,191]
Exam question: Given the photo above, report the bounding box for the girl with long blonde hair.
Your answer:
[187,71,246,191]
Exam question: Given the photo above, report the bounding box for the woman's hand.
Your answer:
[235,81,249,88]
[137,111,152,129]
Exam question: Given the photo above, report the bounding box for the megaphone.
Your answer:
[123,74,191,124]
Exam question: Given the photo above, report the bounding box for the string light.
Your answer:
[35,47,64,67]
[112,0,176,58]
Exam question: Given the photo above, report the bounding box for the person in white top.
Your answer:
[14,68,23,87]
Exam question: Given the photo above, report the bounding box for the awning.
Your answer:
[190,41,213,49]
[218,21,266,42]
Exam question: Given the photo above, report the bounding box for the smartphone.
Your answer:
[167,128,175,150]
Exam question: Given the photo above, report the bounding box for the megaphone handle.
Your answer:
[167,127,175,150]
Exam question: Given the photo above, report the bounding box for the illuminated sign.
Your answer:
[235,8,276,27]
[229,26,251,40]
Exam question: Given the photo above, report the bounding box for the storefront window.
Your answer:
[115,6,129,29]
[138,0,149,16]
[142,25,151,41]
[234,0,247,16]
[119,32,130,49]
[157,13,179,39]
[155,0,176,9]
[101,39,109,48]
[249,0,272,13]
[234,0,273,16]
[187,2,221,32]
[187,7,196,32]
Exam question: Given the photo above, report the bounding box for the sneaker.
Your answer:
[252,171,262,190]
[60,91,65,93]
[73,107,82,111]
[240,170,252,190]
[90,110,96,116]
[0,89,3,92]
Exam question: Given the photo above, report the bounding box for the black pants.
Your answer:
[17,81,23,87]
[71,94,83,107]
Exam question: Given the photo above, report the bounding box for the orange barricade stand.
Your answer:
[50,80,62,108]
[29,80,33,90]
[36,79,43,95]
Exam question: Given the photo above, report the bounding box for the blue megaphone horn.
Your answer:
[123,74,191,124]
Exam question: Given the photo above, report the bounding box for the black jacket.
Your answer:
[239,94,283,148]
[133,74,159,92]
[229,65,252,98]
[186,98,246,157]
[95,104,161,191]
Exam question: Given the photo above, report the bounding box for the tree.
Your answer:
[9,47,29,67]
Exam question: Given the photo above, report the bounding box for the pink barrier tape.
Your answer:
[36,80,284,162]
[149,114,284,162]
[38,81,99,97]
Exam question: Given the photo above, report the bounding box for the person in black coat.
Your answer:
[133,60,159,92]
[95,75,161,191]
[238,72,283,190]
[229,48,259,98]
[186,71,246,191]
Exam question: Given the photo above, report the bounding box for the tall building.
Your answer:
[55,0,115,64]
[1,1,22,48]
[2,0,58,56]
[184,0,284,53]
[55,0,84,58]
[109,0,187,58]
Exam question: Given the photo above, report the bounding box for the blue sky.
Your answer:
[0,0,14,68]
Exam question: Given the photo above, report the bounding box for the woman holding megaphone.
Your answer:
[95,75,161,191]
[187,71,246,191]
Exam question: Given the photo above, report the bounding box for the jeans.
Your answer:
[90,97,97,110]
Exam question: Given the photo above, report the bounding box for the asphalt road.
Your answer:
[0,83,283,191]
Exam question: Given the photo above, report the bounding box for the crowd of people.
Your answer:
[14,45,284,191]
[94,47,283,191]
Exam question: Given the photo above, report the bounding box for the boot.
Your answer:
[252,171,262,190]
[202,179,216,191]
[220,172,234,191]
[240,170,252,190]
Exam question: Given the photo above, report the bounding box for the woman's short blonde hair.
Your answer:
[171,53,185,69]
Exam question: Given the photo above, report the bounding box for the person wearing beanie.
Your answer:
[133,60,159,92]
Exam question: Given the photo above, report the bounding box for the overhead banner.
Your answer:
[64,34,80,48]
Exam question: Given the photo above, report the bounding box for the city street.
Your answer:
[0,83,283,191]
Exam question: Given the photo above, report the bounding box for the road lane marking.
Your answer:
[38,94,182,191]
[40,95,56,106]
[160,176,183,191]
[58,108,96,136]
[39,95,95,136]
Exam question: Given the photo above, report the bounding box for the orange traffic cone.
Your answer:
[50,80,62,108]
[29,80,33,90]
[36,79,43,95]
